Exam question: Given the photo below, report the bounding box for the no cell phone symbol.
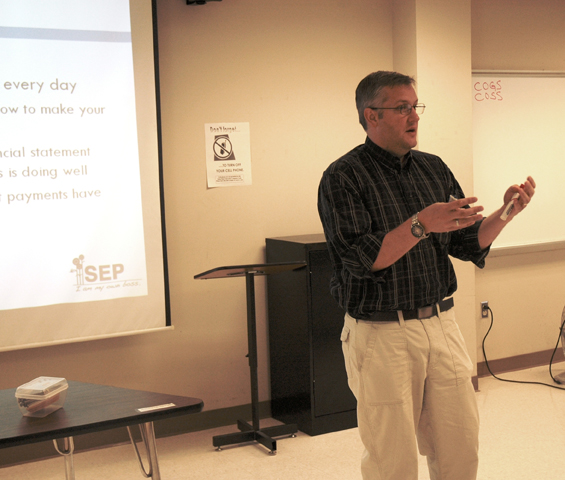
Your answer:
[213,135,236,161]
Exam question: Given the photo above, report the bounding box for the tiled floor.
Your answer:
[2,365,565,479]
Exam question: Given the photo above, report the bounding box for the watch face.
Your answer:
[411,223,424,238]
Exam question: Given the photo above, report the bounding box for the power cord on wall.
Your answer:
[481,306,565,391]
[548,306,565,384]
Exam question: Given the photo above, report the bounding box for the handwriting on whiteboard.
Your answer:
[473,79,503,102]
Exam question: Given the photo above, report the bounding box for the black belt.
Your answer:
[367,297,454,322]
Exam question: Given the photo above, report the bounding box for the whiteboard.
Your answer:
[472,72,565,253]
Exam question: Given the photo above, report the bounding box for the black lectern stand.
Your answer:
[195,262,306,454]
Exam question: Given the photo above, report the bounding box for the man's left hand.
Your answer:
[504,176,536,219]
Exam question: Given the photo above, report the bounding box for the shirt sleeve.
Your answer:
[448,220,490,267]
[318,166,388,281]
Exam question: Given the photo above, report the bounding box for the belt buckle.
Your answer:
[417,305,433,319]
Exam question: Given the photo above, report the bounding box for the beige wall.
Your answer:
[472,0,565,363]
[0,0,562,414]
[157,0,393,411]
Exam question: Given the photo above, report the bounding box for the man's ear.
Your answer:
[364,107,378,128]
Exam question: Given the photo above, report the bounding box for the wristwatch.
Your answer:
[411,213,429,239]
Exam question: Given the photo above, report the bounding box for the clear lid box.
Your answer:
[15,376,68,418]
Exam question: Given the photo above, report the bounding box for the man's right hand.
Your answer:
[419,197,484,234]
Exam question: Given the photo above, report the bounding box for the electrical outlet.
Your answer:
[481,301,489,318]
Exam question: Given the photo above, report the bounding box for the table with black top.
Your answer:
[0,380,203,480]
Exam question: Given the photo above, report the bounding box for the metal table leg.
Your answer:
[53,437,75,480]
[128,422,162,480]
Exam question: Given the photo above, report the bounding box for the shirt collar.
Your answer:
[364,137,413,173]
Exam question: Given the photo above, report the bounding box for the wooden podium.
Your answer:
[195,262,306,454]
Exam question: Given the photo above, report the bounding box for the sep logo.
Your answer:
[71,255,125,286]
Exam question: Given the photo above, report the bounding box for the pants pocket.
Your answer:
[361,323,409,406]
[340,321,359,399]
[439,310,473,385]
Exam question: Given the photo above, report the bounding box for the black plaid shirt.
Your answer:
[318,137,489,320]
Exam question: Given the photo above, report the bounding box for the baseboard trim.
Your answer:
[0,400,272,468]
[477,348,565,379]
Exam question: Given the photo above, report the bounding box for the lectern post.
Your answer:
[195,262,306,454]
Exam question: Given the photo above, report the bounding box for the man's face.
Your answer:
[369,85,420,158]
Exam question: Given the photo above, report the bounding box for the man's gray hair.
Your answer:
[355,71,415,131]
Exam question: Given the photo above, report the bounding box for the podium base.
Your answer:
[213,420,297,454]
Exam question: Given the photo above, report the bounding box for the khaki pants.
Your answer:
[341,307,479,480]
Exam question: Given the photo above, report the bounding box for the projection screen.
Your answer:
[0,0,170,351]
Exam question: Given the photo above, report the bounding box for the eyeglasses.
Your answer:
[369,104,425,116]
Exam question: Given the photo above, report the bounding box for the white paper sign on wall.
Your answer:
[205,122,252,188]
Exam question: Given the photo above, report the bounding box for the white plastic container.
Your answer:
[15,377,68,418]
